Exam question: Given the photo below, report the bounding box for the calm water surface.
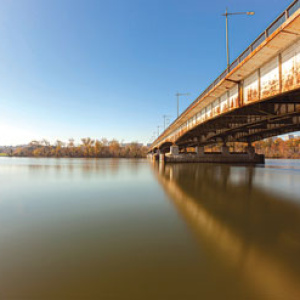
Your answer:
[0,158,299,299]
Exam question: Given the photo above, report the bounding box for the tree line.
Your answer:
[11,138,148,158]
[205,137,300,158]
[2,136,299,159]
[254,137,300,159]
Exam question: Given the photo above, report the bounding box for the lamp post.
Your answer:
[175,92,190,118]
[222,9,255,68]
[163,115,171,131]
[153,131,157,139]
[157,125,161,137]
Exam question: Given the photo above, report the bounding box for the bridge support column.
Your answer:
[195,146,205,156]
[246,144,256,159]
[221,146,230,156]
[159,153,165,163]
[170,145,179,155]
[147,152,154,161]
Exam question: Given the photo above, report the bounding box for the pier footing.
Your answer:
[163,152,265,164]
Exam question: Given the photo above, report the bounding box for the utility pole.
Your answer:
[222,9,255,68]
[157,125,161,137]
[175,92,190,118]
[225,8,229,68]
[163,115,171,130]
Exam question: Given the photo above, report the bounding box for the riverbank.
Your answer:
[1,138,148,159]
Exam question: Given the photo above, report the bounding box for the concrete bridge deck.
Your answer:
[149,0,300,163]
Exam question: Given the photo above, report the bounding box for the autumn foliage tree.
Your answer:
[12,138,148,158]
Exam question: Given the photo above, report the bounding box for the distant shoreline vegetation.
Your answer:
[254,137,300,159]
[206,137,300,159]
[0,137,299,159]
[3,138,148,158]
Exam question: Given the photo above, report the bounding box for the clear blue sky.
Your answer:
[0,0,296,145]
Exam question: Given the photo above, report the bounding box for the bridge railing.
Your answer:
[152,0,300,148]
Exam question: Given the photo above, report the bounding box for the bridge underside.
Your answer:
[175,89,300,149]
[150,4,300,163]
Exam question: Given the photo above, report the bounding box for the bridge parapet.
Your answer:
[151,0,300,151]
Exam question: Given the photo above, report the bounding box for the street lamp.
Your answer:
[175,92,190,118]
[222,8,255,68]
[163,115,171,130]
[157,125,161,136]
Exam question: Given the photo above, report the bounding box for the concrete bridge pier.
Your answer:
[246,143,256,160]
[170,145,179,155]
[195,146,205,156]
[159,155,165,172]
[162,141,264,164]
[221,145,230,156]
[147,151,160,162]
[159,153,165,163]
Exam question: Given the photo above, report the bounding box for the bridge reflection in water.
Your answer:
[153,162,300,300]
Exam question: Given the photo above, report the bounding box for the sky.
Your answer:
[0,0,297,145]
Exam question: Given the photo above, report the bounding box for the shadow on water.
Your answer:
[153,161,300,300]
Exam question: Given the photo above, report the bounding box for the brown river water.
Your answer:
[0,157,299,299]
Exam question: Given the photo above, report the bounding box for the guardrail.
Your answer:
[152,0,300,147]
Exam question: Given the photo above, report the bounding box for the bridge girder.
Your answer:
[171,93,300,148]
[150,8,300,152]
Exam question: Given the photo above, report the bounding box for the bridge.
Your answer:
[149,0,300,163]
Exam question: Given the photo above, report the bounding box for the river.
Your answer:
[0,158,299,299]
